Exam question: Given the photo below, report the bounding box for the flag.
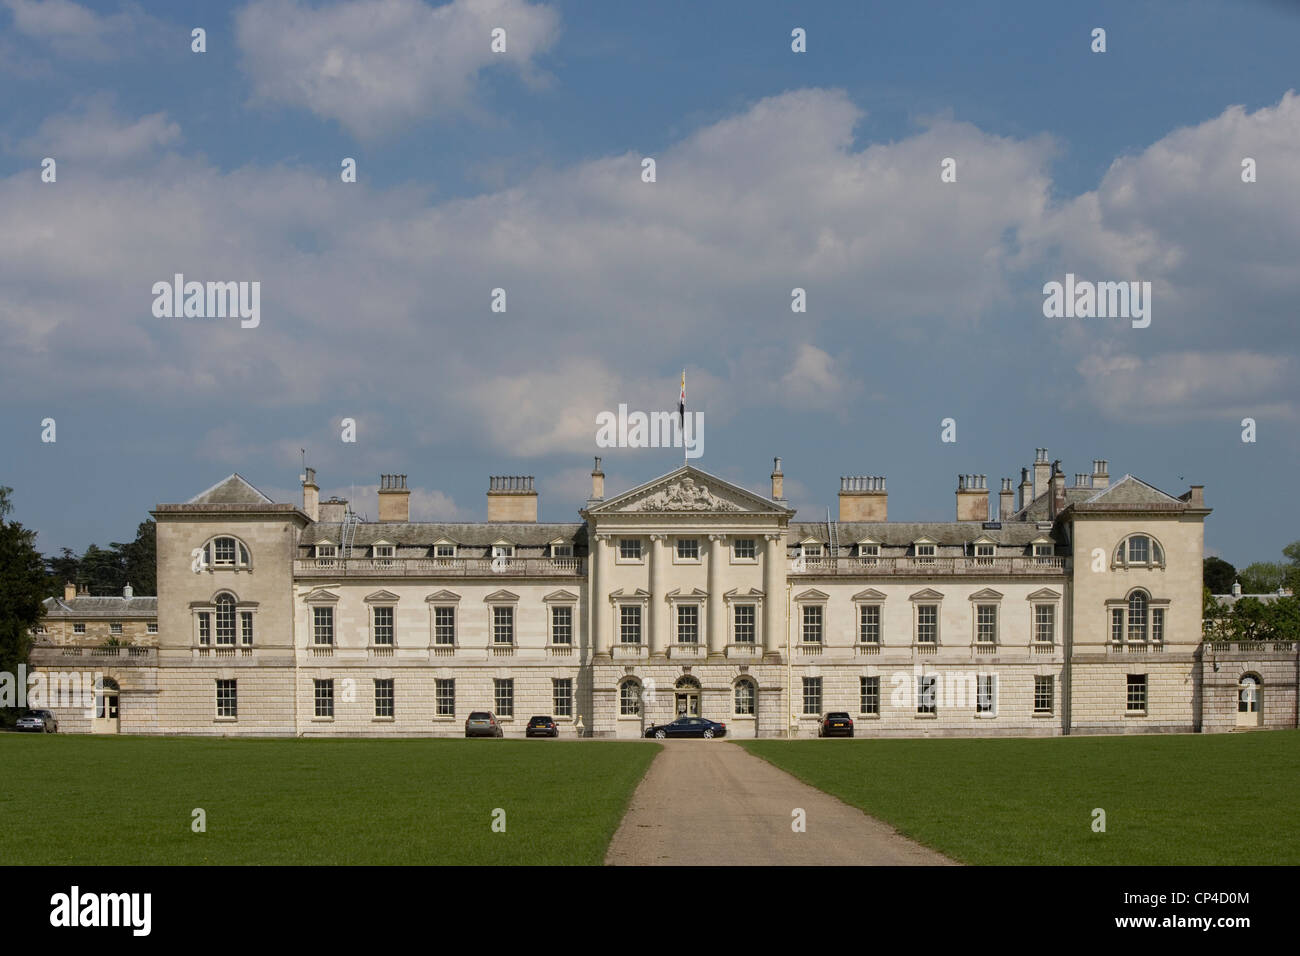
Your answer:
[679,369,686,425]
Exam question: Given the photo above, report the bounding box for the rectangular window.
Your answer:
[110,622,123,635]
[551,605,573,644]
[860,676,880,715]
[1151,607,1164,644]
[197,614,209,645]
[733,604,756,643]
[316,544,336,566]
[619,539,642,561]
[917,675,937,714]
[213,537,236,566]
[434,544,456,559]
[553,678,573,718]
[802,677,822,715]
[1128,536,1150,564]
[802,543,823,558]
[240,611,254,646]
[74,623,86,635]
[859,543,879,565]
[858,604,881,644]
[1034,675,1053,714]
[976,674,997,715]
[314,679,334,718]
[147,622,158,634]
[494,678,514,717]
[372,606,394,646]
[492,606,514,644]
[215,601,235,645]
[676,538,700,560]
[915,543,935,564]
[216,679,237,718]
[435,679,455,716]
[916,604,938,644]
[1035,604,1055,643]
[374,679,394,718]
[620,605,642,644]
[434,606,455,645]
[676,604,699,643]
[1127,674,1147,713]
[976,604,997,643]
[1128,600,1147,644]
[733,538,756,560]
[374,544,395,568]
[313,606,334,645]
[552,542,574,558]
[1111,607,1124,643]
[801,604,823,644]
[1034,543,1054,562]
[974,543,995,565]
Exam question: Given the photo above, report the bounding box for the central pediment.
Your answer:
[587,466,792,516]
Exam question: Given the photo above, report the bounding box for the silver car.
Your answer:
[16,710,57,733]
[464,711,504,738]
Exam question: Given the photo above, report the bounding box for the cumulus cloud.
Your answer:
[235,0,560,139]
[1,0,166,60]
[12,94,180,162]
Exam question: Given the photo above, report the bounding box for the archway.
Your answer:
[1237,674,1262,728]
[674,675,701,718]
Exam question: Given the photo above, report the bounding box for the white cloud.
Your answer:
[1,0,165,60]
[13,94,180,162]
[235,0,560,139]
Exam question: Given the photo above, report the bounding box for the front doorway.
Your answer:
[675,676,701,717]
[1237,675,1262,728]
[93,677,120,734]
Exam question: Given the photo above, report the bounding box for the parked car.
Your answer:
[464,711,504,738]
[16,710,57,733]
[817,712,854,737]
[525,715,559,738]
[643,716,727,739]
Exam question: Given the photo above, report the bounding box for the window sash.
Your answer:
[916,605,938,643]
[733,604,756,643]
[551,606,573,644]
[676,539,700,560]
[372,606,394,645]
[1034,604,1055,642]
[860,676,880,715]
[734,681,755,715]
[553,679,573,717]
[976,604,997,643]
[1034,676,1053,714]
[216,680,237,718]
[314,679,334,718]
[374,679,394,718]
[313,607,334,645]
[620,605,642,644]
[620,682,641,715]
[433,607,456,645]
[733,539,756,560]
[801,605,823,644]
[801,677,822,715]
[493,679,514,717]
[435,679,455,716]
[492,606,514,645]
[676,605,699,643]
[858,604,881,643]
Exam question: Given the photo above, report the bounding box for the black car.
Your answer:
[818,712,854,737]
[643,716,727,739]
[526,715,559,738]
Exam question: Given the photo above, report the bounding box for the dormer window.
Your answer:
[373,544,395,568]
[974,543,995,565]
[858,542,879,565]
[914,542,936,564]
[802,543,823,558]
[551,542,574,558]
[434,542,456,560]
[1032,540,1055,563]
[316,544,337,567]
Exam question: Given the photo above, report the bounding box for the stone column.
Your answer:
[764,533,784,655]
[649,534,667,657]
[708,534,726,656]
[591,534,607,657]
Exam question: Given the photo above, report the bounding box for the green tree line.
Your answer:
[1203,541,1300,642]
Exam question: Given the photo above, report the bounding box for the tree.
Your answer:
[1203,556,1236,594]
[0,487,48,693]
[1238,562,1285,595]
[111,520,156,595]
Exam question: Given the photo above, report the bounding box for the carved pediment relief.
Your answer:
[624,476,743,513]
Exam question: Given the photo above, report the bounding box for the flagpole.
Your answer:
[681,368,687,468]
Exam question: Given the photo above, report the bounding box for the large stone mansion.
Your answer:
[30,449,1298,736]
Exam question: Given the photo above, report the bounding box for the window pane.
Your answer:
[734,604,756,643]
[551,606,572,644]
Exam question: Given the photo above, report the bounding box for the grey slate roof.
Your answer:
[1016,488,1094,521]
[790,521,1059,546]
[42,596,158,618]
[299,522,587,547]
[1080,474,1184,506]
[187,474,275,505]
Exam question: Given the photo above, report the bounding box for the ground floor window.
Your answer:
[374,678,394,718]
[494,678,514,717]
[1238,676,1260,713]
[802,677,822,714]
[860,676,879,715]
[435,678,455,716]
[216,679,237,718]
[553,678,572,717]
[734,679,755,715]
[619,679,641,716]
[1126,674,1147,713]
[976,674,997,715]
[314,679,334,718]
[917,675,937,714]
[1034,675,1053,714]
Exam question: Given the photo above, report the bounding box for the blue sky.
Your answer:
[1,0,1298,568]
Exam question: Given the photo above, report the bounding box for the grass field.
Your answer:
[740,731,1300,865]
[0,736,659,865]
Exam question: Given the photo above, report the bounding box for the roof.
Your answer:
[585,464,794,516]
[1082,474,1185,506]
[299,523,587,547]
[1212,592,1291,607]
[42,596,158,619]
[790,521,1059,547]
[187,474,275,505]
[1015,487,1094,521]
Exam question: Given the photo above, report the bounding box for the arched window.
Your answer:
[1238,675,1260,714]
[203,536,252,569]
[675,675,701,690]
[734,679,756,716]
[619,679,641,716]
[1113,534,1165,568]
[1127,590,1148,643]
[214,593,237,645]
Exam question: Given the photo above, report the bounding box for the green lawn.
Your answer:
[741,731,1300,865]
[0,736,659,865]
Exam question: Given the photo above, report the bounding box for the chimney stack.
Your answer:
[1049,461,1066,519]
[1092,459,1109,490]
[301,466,319,522]
[378,474,410,523]
[319,497,348,524]
[1182,485,1205,508]
[999,478,1015,520]
[63,582,76,602]
[488,476,538,522]
[1033,448,1051,502]
[771,457,785,502]
[79,583,90,596]
[1074,473,1092,488]
[123,583,133,599]
[839,475,887,521]
[956,474,989,522]
[1018,468,1032,515]
[588,457,605,505]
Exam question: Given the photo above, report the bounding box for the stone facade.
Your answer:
[29,452,1300,737]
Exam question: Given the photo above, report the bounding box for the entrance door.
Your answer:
[1237,677,1262,728]
[93,692,120,734]
[675,692,700,717]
